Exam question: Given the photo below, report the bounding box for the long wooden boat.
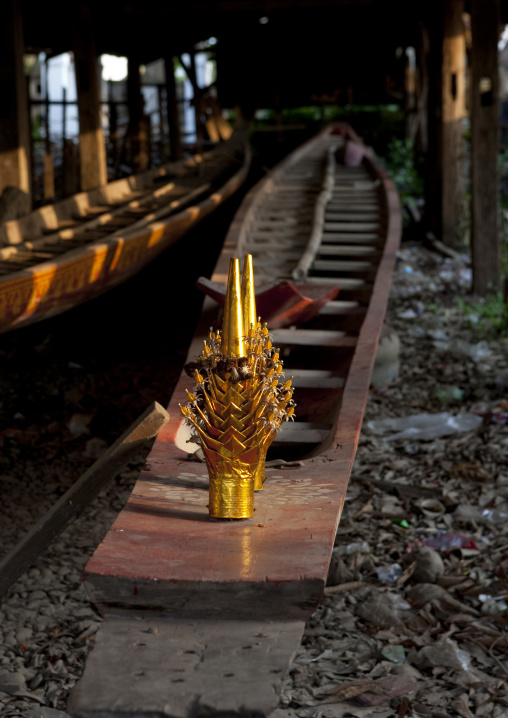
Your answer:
[69,124,401,718]
[0,134,249,333]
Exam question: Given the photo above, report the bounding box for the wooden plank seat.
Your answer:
[248,237,308,248]
[248,230,309,240]
[318,244,381,256]
[324,221,381,232]
[322,231,383,243]
[246,252,302,265]
[284,368,345,389]
[328,199,379,206]
[325,211,381,221]
[276,421,332,443]
[318,300,367,317]
[270,327,357,348]
[305,275,367,288]
[312,259,374,272]
[41,219,78,233]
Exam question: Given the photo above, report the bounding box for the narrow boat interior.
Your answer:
[220,127,393,461]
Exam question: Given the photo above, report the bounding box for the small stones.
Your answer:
[16,627,34,643]
[326,556,354,587]
[405,547,445,583]
[0,669,27,694]
[355,591,412,629]
[280,243,508,716]
[0,461,142,712]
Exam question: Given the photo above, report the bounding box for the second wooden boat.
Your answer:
[0,134,250,334]
[69,123,401,718]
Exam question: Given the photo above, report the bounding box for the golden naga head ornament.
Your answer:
[179,254,295,519]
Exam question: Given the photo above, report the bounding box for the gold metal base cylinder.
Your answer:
[254,453,267,491]
[207,458,255,519]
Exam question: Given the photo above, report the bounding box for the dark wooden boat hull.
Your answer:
[0,145,250,334]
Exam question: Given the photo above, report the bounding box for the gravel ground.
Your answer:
[1,198,508,716]
[274,245,508,718]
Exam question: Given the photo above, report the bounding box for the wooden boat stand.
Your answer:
[68,124,402,718]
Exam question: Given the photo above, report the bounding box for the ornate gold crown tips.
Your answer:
[180,254,296,519]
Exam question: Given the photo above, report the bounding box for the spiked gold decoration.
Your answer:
[180,254,296,519]
[220,258,245,359]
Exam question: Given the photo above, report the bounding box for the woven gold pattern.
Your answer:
[180,254,296,519]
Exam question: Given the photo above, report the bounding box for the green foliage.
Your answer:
[325,104,405,151]
[252,104,405,152]
[424,302,444,316]
[456,292,508,338]
[31,114,43,141]
[384,138,423,208]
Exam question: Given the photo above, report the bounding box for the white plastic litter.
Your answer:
[367,412,483,441]
[294,649,334,665]
[433,338,492,362]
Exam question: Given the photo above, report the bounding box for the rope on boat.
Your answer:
[292,143,338,281]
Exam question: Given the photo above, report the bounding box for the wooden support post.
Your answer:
[179,53,206,145]
[127,56,143,130]
[425,8,441,231]
[415,21,429,154]
[164,55,183,160]
[0,0,31,205]
[404,47,417,141]
[425,1,466,245]
[190,52,205,144]
[157,84,165,160]
[43,57,55,201]
[108,80,119,171]
[127,55,149,173]
[62,87,79,197]
[73,6,107,191]
[442,0,466,246]
[471,0,501,294]
[63,139,79,197]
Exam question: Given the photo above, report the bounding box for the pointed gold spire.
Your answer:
[241,254,257,334]
[221,257,245,358]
